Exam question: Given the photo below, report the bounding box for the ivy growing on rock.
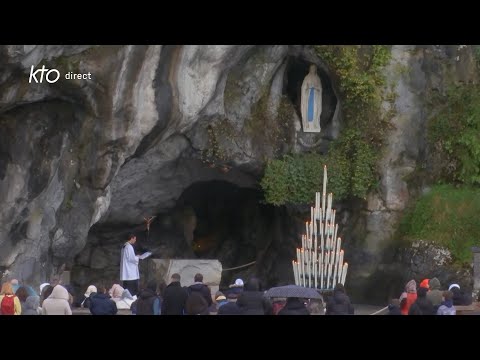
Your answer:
[261,45,392,205]
[399,184,480,266]
[428,84,480,186]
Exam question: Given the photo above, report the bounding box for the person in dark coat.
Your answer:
[89,285,118,315]
[185,291,209,315]
[226,278,244,300]
[161,273,188,315]
[388,299,402,315]
[408,287,434,315]
[187,273,212,307]
[449,284,472,306]
[236,277,273,315]
[40,285,54,307]
[326,283,354,315]
[278,297,310,315]
[217,292,242,315]
[135,280,161,315]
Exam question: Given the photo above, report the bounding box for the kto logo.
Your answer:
[29,65,60,84]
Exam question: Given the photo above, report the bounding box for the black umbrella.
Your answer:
[265,285,323,299]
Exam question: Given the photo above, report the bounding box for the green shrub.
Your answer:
[400,184,480,265]
[261,45,391,205]
[428,84,480,185]
[260,129,377,205]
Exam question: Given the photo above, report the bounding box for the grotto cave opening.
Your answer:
[72,179,300,293]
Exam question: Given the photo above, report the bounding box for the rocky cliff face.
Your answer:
[347,45,478,302]
[0,45,475,301]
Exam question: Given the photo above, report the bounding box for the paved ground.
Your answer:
[353,304,387,315]
[73,304,387,315]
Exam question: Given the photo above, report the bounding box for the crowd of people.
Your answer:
[0,274,356,315]
[388,278,473,315]
[0,274,474,315]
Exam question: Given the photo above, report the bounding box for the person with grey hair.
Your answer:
[161,273,188,315]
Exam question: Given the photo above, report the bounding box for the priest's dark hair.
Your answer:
[127,233,136,240]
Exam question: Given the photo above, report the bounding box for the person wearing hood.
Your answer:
[325,283,354,315]
[134,281,160,315]
[437,290,456,315]
[89,285,118,315]
[41,285,72,315]
[426,277,443,311]
[23,296,41,315]
[278,297,310,315]
[399,279,417,315]
[39,283,50,296]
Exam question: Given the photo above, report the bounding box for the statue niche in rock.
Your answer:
[301,64,322,133]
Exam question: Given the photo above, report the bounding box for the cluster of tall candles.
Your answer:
[292,165,348,290]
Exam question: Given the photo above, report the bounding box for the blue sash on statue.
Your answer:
[308,87,315,122]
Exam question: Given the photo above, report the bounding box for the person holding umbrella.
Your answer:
[278,297,310,315]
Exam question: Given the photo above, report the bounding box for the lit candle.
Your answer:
[297,261,302,286]
[341,263,348,285]
[332,209,336,231]
[307,249,311,288]
[314,259,318,289]
[297,248,301,264]
[322,193,326,221]
[327,193,332,222]
[336,237,341,255]
[302,249,306,286]
[332,258,338,287]
[292,260,297,285]
[323,165,327,196]
[319,256,323,289]
[326,263,332,289]
[323,262,328,289]
[305,222,309,241]
[334,224,338,246]
[320,221,324,251]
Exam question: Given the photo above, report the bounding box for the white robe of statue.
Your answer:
[301,64,322,133]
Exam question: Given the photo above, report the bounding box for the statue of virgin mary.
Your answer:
[301,64,322,133]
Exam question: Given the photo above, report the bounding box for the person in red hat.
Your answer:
[419,279,429,289]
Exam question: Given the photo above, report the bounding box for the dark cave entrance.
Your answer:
[174,180,298,289]
[283,56,338,130]
[74,179,299,292]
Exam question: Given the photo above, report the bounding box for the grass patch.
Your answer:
[399,184,480,265]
